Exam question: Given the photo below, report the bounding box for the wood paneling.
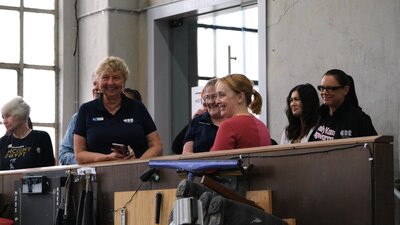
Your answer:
[0,136,394,225]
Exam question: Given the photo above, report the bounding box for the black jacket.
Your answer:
[309,101,377,141]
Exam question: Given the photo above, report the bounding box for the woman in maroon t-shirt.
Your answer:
[211,74,271,151]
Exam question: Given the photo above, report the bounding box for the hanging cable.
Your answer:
[112,182,143,214]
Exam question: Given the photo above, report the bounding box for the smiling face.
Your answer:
[320,75,349,111]
[99,70,125,99]
[289,91,303,117]
[215,82,242,118]
[92,80,101,99]
[202,85,222,119]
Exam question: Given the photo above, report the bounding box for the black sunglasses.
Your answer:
[317,85,344,92]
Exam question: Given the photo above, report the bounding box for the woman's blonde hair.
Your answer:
[95,56,129,82]
[217,74,262,114]
[1,96,30,120]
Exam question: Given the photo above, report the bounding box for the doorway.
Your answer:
[147,1,262,154]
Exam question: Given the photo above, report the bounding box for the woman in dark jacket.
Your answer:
[309,69,377,141]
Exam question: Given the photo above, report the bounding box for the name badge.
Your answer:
[123,118,134,123]
[92,117,104,121]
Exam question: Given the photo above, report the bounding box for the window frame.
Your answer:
[196,21,259,86]
[147,0,266,154]
[0,1,59,158]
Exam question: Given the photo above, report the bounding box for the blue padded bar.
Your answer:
[148,159,241,172]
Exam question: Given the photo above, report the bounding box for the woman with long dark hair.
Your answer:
[309,69,377,141]
[281,83,320,144]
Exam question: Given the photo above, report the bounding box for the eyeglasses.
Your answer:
[317,85,344,92]
[202,94,217,101]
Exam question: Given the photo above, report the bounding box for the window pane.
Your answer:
[0,69,18,108]
[0,0,19,7]
[244,32,258,81]
[0,69,17,135]
[24,12,54,66]
[24,0,54,10]
[196,6,258,86]
[243,6,258,29]
[197,28,215,77]
[198,16,213,25]
[35,126,56,156]
[23,69,55,123]
[0,10,20,63]
[216,30,243,77]
[198,80,209,87]
[215,10,242,27]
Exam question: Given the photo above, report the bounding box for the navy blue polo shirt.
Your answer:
[183,112,219,153]
[74,94,157,158]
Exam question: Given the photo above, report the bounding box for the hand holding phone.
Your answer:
[111,143,129,155]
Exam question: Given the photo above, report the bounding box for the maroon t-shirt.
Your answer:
[211,115,271,151]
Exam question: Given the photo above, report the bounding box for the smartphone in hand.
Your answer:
[111,143,128,155]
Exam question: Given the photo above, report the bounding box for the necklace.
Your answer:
[13,128,32,139]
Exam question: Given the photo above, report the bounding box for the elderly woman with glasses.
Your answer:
[73,56,163,163]
[0,96,55,170]
[309,69,377,141]
[182,78,225,154]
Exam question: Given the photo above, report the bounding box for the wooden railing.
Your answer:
[0,135,394,225]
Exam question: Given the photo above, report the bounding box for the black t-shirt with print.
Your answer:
[0,130,55,170]
[309,101,377,141]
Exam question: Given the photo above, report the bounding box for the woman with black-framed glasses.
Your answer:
[309,69,377,141]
